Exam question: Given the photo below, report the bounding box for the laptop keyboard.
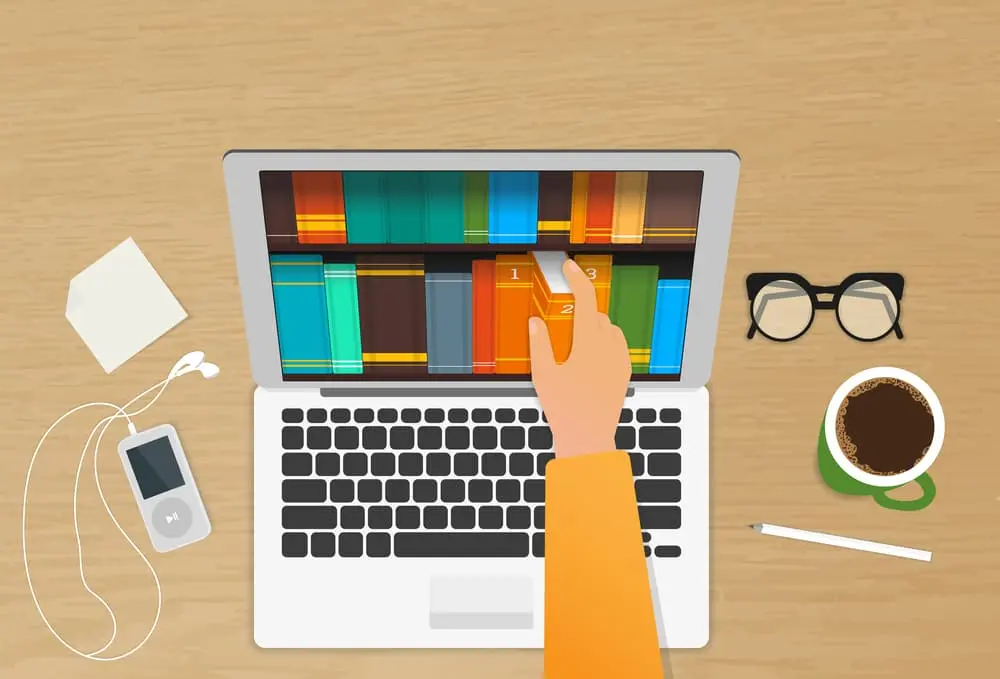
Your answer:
[279,405,683,559]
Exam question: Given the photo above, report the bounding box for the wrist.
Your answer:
[553,438,618,459]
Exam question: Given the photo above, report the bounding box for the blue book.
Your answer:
[425,271,473,374]
[488,171,539,244]
[649,279,691,375]
[343,171,388,243]
[270,254,333,374]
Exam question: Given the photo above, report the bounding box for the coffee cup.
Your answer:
[817,367,944,511]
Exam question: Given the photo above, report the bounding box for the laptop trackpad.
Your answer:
[429,576,534,629]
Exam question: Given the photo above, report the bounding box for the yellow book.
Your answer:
[569,172,589,244]
[611,172,648,244]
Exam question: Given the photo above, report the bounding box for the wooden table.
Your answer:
[2,0,998,677]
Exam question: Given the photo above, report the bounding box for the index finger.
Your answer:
[562,258,599,318]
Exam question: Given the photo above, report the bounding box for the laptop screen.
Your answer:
[259,170,701,381]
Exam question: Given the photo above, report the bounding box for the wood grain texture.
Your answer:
[2,0,1000,677]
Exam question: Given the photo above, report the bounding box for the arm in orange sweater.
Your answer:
[544,450,663,679]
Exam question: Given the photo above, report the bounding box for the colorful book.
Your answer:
[536,171,573,246]
[608,265,660,374]
[494,254,535,373]
[425,172,466,243]
[488,172,539,244]
[643,171,703,244]
[355,255,428,375]
[260,171,298,248]
[584,171,616,243]
[323,262,363,374]
[569,171,589,244]
[269,254,332,374]
[572,254,613,314]
[531,251,574,364]
[649,279,691,375]
[472,259,497,374]
[291,171,346,244]
[464,172,489,244]
[611,171,648,244]
[384,171,425,243]
[426,270,473,373]
[343,172,388,244]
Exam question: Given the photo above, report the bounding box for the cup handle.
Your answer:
[873,473,936,511]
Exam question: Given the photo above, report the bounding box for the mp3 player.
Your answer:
[117,424,212,553]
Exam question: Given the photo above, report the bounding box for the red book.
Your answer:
[585,171,616,243]
[472,259,497,374]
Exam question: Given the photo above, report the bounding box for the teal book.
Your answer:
[343,171,388,243]
[649,279,691,375]
[608,265,660,374]
[323,262,364,374]
[425,172,466,243]
[464,172,489,243]
[270,254,333,374]
[425,270,473,373]
[385,171,425,243]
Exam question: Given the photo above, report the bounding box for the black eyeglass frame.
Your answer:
[745,272,905,342]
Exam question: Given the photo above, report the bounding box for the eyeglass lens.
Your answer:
[837,279,899,340]
[751,279,813,340]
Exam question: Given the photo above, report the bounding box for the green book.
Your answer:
[463,172,489,244]
[385,171,425,243]
[609,265,660,374]
[323,262,363,374]
[425,172,465,243]
[343,172,388,243]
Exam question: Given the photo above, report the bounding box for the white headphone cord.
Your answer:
[22,373,175,661]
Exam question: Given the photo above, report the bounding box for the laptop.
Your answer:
[222,150,740,649]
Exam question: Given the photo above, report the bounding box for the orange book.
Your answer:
[472,259,497,374]
[531,251,575,363]
[611,172,648,244]
[569,172,589,244]
[572,254,613,314]
[292,171,347,244]
[584,171,616,243]
[494,254,534,374]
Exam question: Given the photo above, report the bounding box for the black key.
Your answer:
[330,479,355,503]
[644,545,652,558]
[395,506,420,529]
[660,408,682,424]
[354,408,375,424]
[423,505,448,529]
[541,411,548,423]
[358,479,383,503]
[509,453,534,477]
[394,532,529,558]
[642,531,651,543]
[454,453,479,476]
[451,506,476,529]
[533,506,545,529]
[506,506,531,529]
[500,426,525,450]
[629,452,645,477]
[339,532,363,557]
[472,426,498,450]
[282,506,338,530]
[424,408,445,423]
[638,506,682,529]
[478,506,503,529]
[445,427,470,450]
[371,452,395,476]
[635,479,682,504]
[307,426,331,450]
[282,452,312,476]
[282,408,304,423]
[524,479,545,503]
[282,532,308,557]
[398,452,423,476]
[377,408,398,423]
[619,409,633,424]
[389,426,415,450]
[282,426,304,450]
[482,453,506,476]
[647,453,682,477]
[311,532,336,557]
[639,426,682,450]
[368,505,392,529]
[362,426,387,450]
[342,453,368,476]
[537,452,555,476]
[307,408,327,423]
[401,408,421,423]
[441,480,465,503]
[471,408,492,423]
[386,479,410,502]
[282,479,326,503]
[340,506,365,529]
[334,427,359,449]
[615,426,636,450]
[468,479,493,502]
[448,408,469,423]
[496,480,521,503]
[636,408,657,423]
[417,426,443,450]
[331,408,351,423]
[367,532,391,557]
[426,453,451,476]
[518,408,539,423]
[315,452,341,476]
[528,426,553,450]
[532,532,545,557]
[495,408,515,423]
[413,480,438,503]
[655,545,682,558]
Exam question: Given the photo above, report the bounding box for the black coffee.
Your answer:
[835,377,934,475]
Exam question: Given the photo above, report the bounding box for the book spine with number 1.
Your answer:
[494,254,534,373]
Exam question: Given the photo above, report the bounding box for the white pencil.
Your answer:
[750,523,932,562]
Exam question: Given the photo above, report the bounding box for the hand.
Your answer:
[529,258,632,458]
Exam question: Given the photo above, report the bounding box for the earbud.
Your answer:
[198,362,221,379]
[170,351,219,379]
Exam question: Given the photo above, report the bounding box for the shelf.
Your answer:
[269,242,696,254]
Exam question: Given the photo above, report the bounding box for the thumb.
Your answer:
[528,317,556,376]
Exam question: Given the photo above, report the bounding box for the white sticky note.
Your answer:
[66,237,188,373]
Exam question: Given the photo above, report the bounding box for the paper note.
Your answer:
[66,237,188,373]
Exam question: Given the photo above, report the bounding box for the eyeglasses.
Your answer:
[746,273,904,342]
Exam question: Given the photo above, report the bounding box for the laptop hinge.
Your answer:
[319,387,637,399]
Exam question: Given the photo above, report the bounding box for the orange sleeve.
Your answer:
[544,451,663,679]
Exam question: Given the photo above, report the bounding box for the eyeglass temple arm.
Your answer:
[894,324,904,339]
